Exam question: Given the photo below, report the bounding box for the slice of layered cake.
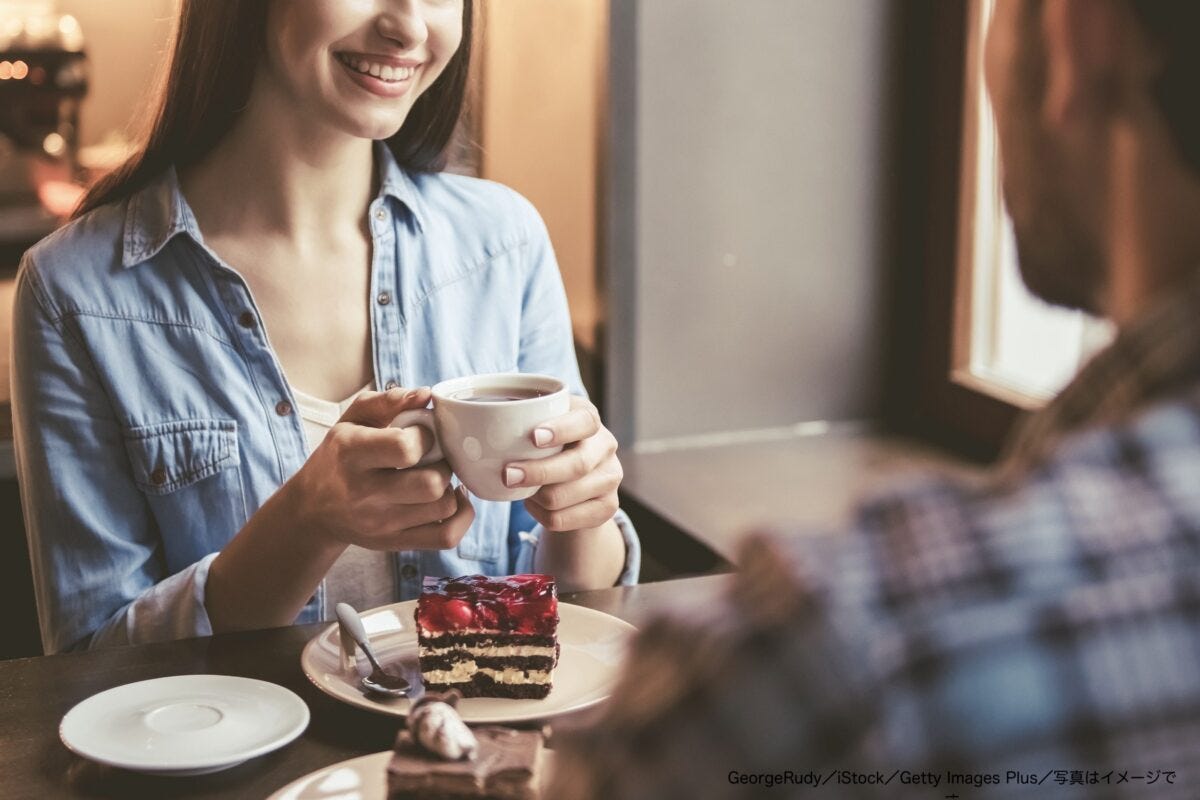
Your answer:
[416,575,559,699]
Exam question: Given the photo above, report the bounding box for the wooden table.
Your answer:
[0,575,730,800]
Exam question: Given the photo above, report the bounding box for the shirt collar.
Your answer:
[374,140,426,230]
[121,142,426,268]
[1000,271,1200,476]
[121,165,201,268]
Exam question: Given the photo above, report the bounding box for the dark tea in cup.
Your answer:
[452,388,548,403]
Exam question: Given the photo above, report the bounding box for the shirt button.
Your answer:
[275,400,293,416]
[384,380,399,390]
[377,291,392,306]
[400,564,418,580]
[150,467,167,486]
[237,311,256,328]
[374,209,386,221]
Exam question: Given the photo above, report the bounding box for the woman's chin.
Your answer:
[336,118,409,143]
[325,103,414,143]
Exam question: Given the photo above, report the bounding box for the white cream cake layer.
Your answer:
[423,662,553,685]
[419,644,556,659]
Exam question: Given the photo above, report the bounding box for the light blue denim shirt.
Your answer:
[12,144,640,654]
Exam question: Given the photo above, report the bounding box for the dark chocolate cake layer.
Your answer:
[424,676,552,700]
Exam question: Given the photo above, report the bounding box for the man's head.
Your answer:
[984,0,1200,317]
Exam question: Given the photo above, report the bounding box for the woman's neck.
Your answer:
[179,73,376,247]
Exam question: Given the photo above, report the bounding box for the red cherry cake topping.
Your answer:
[416,574,557,635]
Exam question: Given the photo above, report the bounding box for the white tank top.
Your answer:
[292,385,398,619]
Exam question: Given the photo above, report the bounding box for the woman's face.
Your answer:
[264,0,464,141]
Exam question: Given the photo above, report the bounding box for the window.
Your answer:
[952,0,1112,408]
[891,0,1113,461]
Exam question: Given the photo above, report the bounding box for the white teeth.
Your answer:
[339,54,414,83]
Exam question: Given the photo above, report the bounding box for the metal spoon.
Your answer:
[335,602,410,697]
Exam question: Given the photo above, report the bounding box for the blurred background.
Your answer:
[0,0,1103,659]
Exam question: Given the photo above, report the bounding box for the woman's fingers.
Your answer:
[339,386,431,427]
[352,485,459,546]
[362,462,453,504]
[383,486,476,550]
[529,401,601,449]
[527,455,622,511]
[335,423,438,470]
[330,387,437,468]
[505,430,616,489]
[523,453,621,531]
[525,493,619,532]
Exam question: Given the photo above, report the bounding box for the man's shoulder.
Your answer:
[751,394,1200,619]
[1006,391,1200,546]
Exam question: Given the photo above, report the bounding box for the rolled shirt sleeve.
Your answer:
[511,508,641,586]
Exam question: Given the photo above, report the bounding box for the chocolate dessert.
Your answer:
[387,726,544,800]
[387,692,544,800]
[415,575,559,699]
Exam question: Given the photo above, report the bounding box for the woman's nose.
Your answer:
[376,0,429,50]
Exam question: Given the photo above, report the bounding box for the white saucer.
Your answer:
[301,600,636,724]
[60,674,310,776]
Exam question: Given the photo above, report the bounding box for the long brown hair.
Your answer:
[75,0,473,218]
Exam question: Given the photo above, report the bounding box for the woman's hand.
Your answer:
[207,386,475,633]
[504,395,623,532]
[293,387,475,551]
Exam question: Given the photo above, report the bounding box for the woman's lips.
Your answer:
[335,52,419,98]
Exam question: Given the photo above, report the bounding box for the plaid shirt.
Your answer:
[550,277,1200,799]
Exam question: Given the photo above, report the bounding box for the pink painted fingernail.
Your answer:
[533,427,553,447]
[505,466,525,487]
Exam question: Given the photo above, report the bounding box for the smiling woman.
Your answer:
[12,0,638,655]
[77,0,472,217]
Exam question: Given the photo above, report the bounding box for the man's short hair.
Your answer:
[1126,1,1200,177]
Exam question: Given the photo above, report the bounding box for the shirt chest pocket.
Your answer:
[124,419,248,553]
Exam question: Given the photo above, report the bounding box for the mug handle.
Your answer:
[389,408,443,466]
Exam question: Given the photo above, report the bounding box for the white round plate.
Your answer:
[266,749,558,800]
[301,600,636,724]
[268,751,391,800]
[60,674,310,776]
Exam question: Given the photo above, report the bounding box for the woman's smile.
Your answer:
[334,51,421,98]
[258,0,464,138]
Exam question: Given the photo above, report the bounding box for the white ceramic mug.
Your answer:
[390,373,570,501]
